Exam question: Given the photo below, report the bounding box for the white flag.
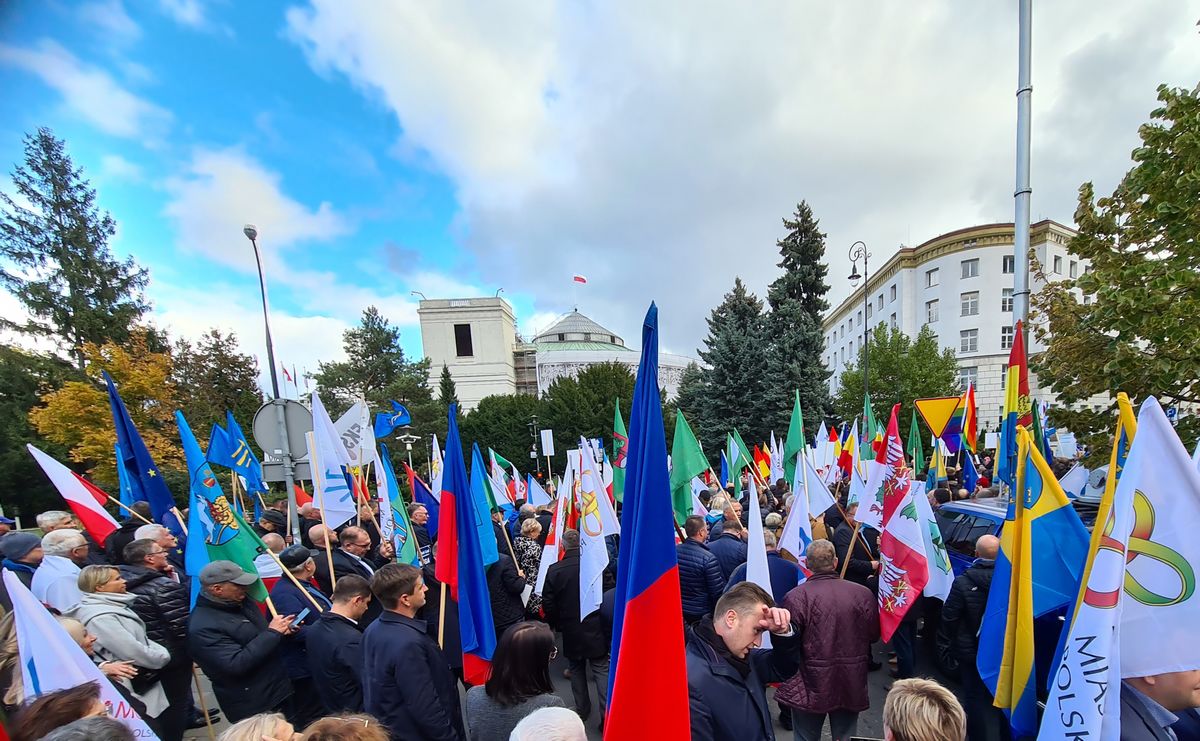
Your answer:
[527,475,552,508]
[429,435,444,502]
[779,453,814,560]
[310,392,356,529]
[4,570,159,739]
[578,440,619,618]
[744,477,773,648]
[1057,463,1089,499]
[913,489,953,600]
[334,401,377,467]
[1192,439,1200,472]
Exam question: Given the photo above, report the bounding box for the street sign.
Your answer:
[1167,406,1179,426]
[252,399,313,459]
[540,429,555,457]
[914,396,962,439]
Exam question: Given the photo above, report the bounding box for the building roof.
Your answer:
[531,340,635,353]
[532,310,626,348]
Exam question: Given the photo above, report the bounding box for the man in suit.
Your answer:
[307,575,372,713]
[313,526,393,626]
[1121,671,1200,741]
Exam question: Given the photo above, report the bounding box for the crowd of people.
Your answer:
[1,449,1195,741]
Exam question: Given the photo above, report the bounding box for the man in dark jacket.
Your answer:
[187,560,297,723]
[363,563,465,741]
[485,552,526,641]
[831,503,879,592]
[686,582,799,741]
[542,529,612,725]
[270,545,333,726]
[937,534,1007,741]
[411,504,434,563]
[0,532,42,589]
[419,550,462,679]
[727,531,804,606]
[677,516,725,624]
[306,574,372,713]
[105,502,151,564]
[778,539,880,741]
[314,526,393,626]
[708,518,749,582]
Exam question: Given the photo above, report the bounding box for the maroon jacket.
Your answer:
[776,572,880,714]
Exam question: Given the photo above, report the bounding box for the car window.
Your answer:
[946,514,997,557]
[935,510,966,549]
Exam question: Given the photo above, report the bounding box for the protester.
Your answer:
[0,515,13,536]
[255,533,287,591]
[512,517,543,618]
[1120,671,1200,741]
[32,528,90,611]
[301,713,388,741]
[39,716,135,741]
[1,532,43,589]
[778,539,881,741]
[465,622,566,741]
[509,707,587,741]
[831,503,879,594]
[882,678,967,741]
[676,515,725,624]
[134,523,185,576]
[726,530,804,605]
[66,565,175,735]
[254,509,288,539]
[105,503,151,564]
[35,510,74,533]
[706,497,743,542]
[937,534,1006,741]
[541,529,611,728]
[317,527,392,625]
[54,616,141,683]
[485,551,527,641]
[510,503,536,541]
[533,505,553,547]
[411,504,434,562]
[188,560,297,723]
[685,582,799,741]
[9,681,107,741]
[307,574,372,713]
[708,517,748,582]
[298,505,323,549]
[363,563,466,740]
[419,543,463,679]
[271,544,332,726]
[217,712,297,741]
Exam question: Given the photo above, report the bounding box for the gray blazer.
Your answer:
[1120,682,1176,741]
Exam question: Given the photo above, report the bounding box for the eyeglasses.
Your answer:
[147,550,167,557]
[549,646,558,659]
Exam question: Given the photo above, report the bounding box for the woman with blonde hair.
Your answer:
[512,517,544,618]
[218,712,298,741]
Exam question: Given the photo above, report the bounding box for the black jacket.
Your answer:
[414,523,433,564]
[686,624,800,741]
[938,559,995,662]
[676,539,725,620]
[306,611,364,713]
[314,549,383,626]
[419,562,461,670]
[187,593,291,723]
[105,520,142,565]
[269,577,329,679]
[707,532,749,582]
[119,564,190,661]
[535,511,553,547]
[832,521,879,591]
[542,549,611,659]
[362,611,465,741]
[1121,681,1176,741]
[485,553,526,639]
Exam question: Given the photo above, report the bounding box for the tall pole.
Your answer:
[1013,0,1033,343]
[245,225,300,543]
[848,241,871,406]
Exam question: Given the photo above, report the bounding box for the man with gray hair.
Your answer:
[31,528,90,611]
[35,510,74,532]
[510,706,587,741]
[135,523,185,577]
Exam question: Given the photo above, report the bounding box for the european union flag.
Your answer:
[104,372,180,529]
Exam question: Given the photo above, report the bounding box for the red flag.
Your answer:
[875,405,929,641]
[293,484,312,507]
[27,445,119,545]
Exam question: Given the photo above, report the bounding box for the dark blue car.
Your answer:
[933,499,1008,577]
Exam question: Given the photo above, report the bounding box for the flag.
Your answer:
[534,490,567,596]
[1192,439,1200,471]
[27,445,119,546]
[430,434,445,503]
[613,399,628,503]
[512,463,528,502]
[978,427,1089,739]
[1104,392,1137,510]
[753,444,771,481]
[996,320,1032,489]
[4,571,158,739]
[208,413,267,497]
[578,438,620,618]
[527,474,551,507]
[907,409,925,471]
[963,382,978,453]
[670,410,709,526]
[838,420,859,476]
[293,484,312,507]
[878,472,928,641]
[178,411,268,605]
[1032,403,1054,462]
[372,400,412,438]
[469,445,501,568]
[103,371,179,529]
[434,405,496,684]
[860,409,907,534]
[378,445,420,566]
[718,450,729,490]
[779,453,814,560]
[863,393,879,453]
[404,463,440,543]
[943,400,965,455]
[744,476,774,648]
[783,392,806,484]
[607,304,690,739]
[727,430,754,482]
[573,274,588,284]
[913,486,953,601]
[310,392,357,529]
[113,442,135,508]
[962,447,979,493]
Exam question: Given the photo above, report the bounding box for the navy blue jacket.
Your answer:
[269,577,330,679]
[363,611,465,741]
[707,532,749,582]
[676,539,725,619]
[306,611,364,713]
[726,552,804,606]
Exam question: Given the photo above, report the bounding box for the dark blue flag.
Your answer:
[104,372,181,530]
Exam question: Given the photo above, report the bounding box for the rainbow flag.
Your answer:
[963,383,978,453]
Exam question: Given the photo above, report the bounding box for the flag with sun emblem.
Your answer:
[178,411,269,606]
[875,404,929,641]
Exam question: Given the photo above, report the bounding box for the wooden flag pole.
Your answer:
[839,521,864,579]
[437,581,448,649]
[264,549,324,612]
[106,496,153,525]
[170,507,188,537]
[263,593,280,618]
[191,666,216,741]
[498,521,525,578]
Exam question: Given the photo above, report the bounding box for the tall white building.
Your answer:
[823,220,1090,429]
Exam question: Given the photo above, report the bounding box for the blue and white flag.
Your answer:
[310,391,356,529]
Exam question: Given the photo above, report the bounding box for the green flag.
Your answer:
[670,410,709,526]
[783,390,805,484]
[908,409,926,471]
[379,444,420,566]
[727,429,755,481]
[612,399,628,503]
[862,392,878,450]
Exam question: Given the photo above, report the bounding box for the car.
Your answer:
[933,498,1008,577]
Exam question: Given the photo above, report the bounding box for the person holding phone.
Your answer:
[270,545,332,726]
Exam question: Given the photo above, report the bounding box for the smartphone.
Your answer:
[290,607,311,628]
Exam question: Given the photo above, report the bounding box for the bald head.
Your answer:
[975,534,1000,560]
[308,524,334,549]
[262,533,285,553]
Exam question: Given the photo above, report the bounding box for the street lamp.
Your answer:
[848,240,872,405]
[243,225,299,541]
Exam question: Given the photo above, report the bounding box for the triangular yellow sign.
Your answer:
[914,396,962,439]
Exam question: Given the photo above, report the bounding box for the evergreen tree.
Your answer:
[696,278,771,456]
[0,128,148,372]
[675,362,706,422]
[765,201,832,435]
[541,362,636,468]
[0,345,74,516]
[438,363,459,410]
[172,329,263,441]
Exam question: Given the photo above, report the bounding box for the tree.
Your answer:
[1033,83,1200,450]
[675,362,706,423]
[0,128,148,372]
[694,278,772,456]
[172,329,263,441]
[833,323,959,432]
[0,345,74,516]
[438,363,459,411]
[459,393,542,471]
[765,201,833,435]
[540,362,636,467]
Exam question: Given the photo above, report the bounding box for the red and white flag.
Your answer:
[534,491,567,596]
[874,406,929,642]
[27,445,119,545]
[572,274,588,284]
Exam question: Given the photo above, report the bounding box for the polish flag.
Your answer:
[572,274,588,284]
[27,445,119,545]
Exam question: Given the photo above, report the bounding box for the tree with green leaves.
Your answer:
[540,362,635,467]
[459,393,542,472]
[695,278,772,456]
[833,323,959,432]
[438,363,459,411]
[675,362,706,422]
[0,345,74,516]
[172,329,262,440]
[0,128,148,373]
[765,201,832,436]
[1033,83,1200,450]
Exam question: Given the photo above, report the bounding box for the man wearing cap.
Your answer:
[255,509,288,539]
[1,532,43,589]
[188,560,297,723]
[269,545,332,725]
[0,515,15,536]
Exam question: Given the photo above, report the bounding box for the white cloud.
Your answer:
[0,40,170,139]
[518,310,562,342]
[78,0,141,44]
[99,154,144,182]
[286,0,1200,354]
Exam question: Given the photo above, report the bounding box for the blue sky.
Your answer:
[2,1,1196,391]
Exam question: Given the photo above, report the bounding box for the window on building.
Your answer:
[454,323,474,357]
[926,299,939,324]
[1002,288,1013,312]
[890,313,897,329]
[877,295,884,311]
[1083,294,1092,306]
[1002,363,1009,376]
[1069,260,1078,278]
[857,310,862,326]
[961,291,979,317]
[926,268,939,287]
[557,333,565,341]
[1001,325,1014,350]
[866,304,873,320]
[958,366,978,388]
[1053,255,1063,274]
[890,285,897,302]
[961,258,979,279]
[960,329,978,353]
[1003,255,1015,274]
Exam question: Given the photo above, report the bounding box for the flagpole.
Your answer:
[192,667,217,741]
[266,549,325,611]
[437,582,447,649]
[308,431,339,591]
[171,506,189,537]
[106,495,153,525]
[840,521,864,579]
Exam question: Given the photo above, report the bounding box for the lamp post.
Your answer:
[244,225,300,542]
[848,240,872,406]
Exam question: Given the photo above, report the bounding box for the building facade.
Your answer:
[823,220,1091,429]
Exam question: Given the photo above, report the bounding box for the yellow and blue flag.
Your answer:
[977,425,1089,738]
[996,320,1032,488]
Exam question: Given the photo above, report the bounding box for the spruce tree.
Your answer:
[675,362,706,422]
[696,278,771,455]
[438,363,459,410]
[0,128,148,372]
[765,201,832,436]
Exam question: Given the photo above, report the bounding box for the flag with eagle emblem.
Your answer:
[875,404,929,641]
